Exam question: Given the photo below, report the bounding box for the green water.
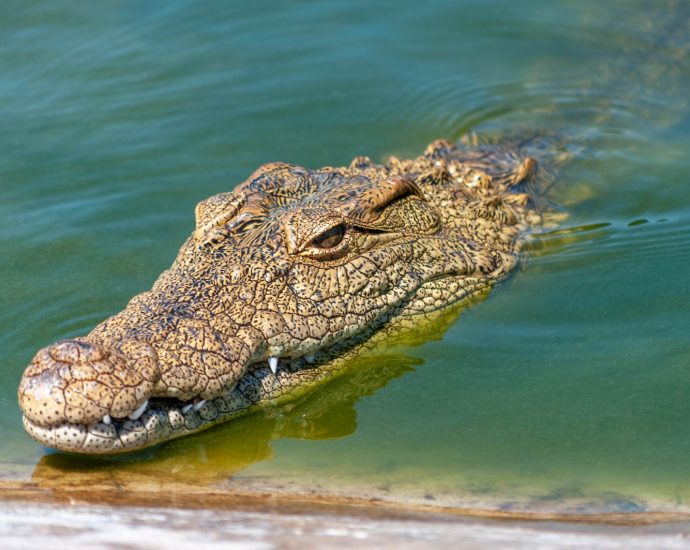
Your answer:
[2,0,690,511]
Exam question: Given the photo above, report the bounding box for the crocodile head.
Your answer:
[18,140,540,453]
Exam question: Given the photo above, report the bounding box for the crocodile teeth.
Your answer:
[268,356,279,374]
[128,400,148,420]
[181,403,194,414]
[192,399,206,411]
[102,414,112,425]
[304,355,315,364]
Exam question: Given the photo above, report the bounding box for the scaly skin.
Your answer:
[18,137,546,454]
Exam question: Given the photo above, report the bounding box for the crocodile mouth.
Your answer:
[21,353,328,454]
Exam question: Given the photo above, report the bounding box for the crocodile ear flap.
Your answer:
[339,176,426,223]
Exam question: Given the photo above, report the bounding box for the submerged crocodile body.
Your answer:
[18,137,549,454]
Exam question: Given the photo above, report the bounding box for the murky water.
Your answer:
[1,0,690,513]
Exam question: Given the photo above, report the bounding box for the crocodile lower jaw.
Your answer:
[22,355,326,455]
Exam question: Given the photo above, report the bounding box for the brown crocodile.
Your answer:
[17,137,552,454]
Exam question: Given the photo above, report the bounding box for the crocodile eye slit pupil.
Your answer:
[312,224,345,249]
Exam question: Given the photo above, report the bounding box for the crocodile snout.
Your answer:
[18,338,160,427]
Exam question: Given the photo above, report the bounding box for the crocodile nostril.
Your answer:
[48,339,106,363]
[19,337,161,427]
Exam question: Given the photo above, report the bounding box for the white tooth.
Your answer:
[181,404,194,414]
[268,356,279,374]
[102,414,112,425]
[192,399,206,411]
[128,400,148,420]
[304,355,315,364]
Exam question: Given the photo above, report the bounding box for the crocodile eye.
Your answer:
[312,224,344,249]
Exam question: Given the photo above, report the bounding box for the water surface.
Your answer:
[1,0,690,513]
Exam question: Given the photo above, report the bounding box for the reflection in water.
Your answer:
[32,356,416,491]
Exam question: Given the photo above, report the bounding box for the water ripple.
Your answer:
[385,73,681,145]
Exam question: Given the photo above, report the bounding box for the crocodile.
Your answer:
[18,137,552,454]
